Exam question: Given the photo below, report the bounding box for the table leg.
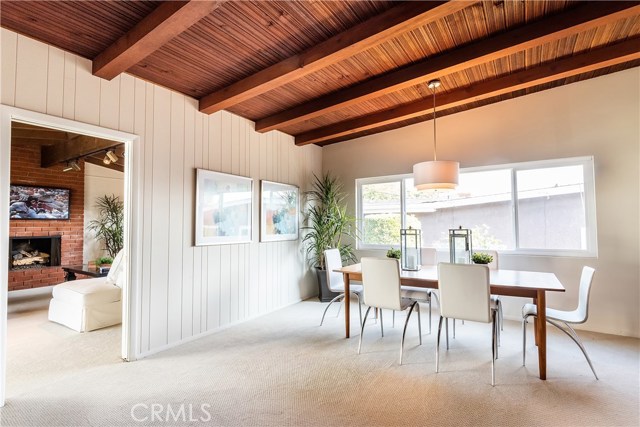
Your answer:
[533,297,538,346]
[343,272,351,339]
[536,290,547,380]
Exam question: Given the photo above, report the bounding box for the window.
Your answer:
[356,157,597,257]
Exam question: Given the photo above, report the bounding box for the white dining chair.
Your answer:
[522,266,598,379]
[359,257,422,364]
[319,248,363,329]
[451,250,502,340]
[396,248,438,334]
[436,262,499,386]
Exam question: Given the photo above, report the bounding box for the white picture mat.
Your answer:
[260,180,299,242]
[195,169,253,246]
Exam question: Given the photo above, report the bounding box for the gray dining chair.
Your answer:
[436,262,499,386]
[522,266,598,379]
[359,257,422,365]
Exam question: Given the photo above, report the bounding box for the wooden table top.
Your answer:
[336,263,565,293]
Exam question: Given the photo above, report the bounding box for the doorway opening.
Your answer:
[0,106,141,406]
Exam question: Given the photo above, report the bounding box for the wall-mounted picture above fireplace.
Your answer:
[10,184,71,220]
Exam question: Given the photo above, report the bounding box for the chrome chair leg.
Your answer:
[336,300,342,317]
[496,299,503,346]
[445,318,449,350]
[392,310,395,328]
[417,302,422,345]
[548,318,599,380]
[400,301,418,365]
[428,293,432,334]
[522,316,529,366]
[379,309,384,337]
[358,307,372,355]
[494,309,499,360]
[320,294,345,326]
[491,310,497,386]
[453,318,456,338]
[351,291,363,328]
[436,316,444,373]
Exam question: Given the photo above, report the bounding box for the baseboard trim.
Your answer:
[135,298,303,359]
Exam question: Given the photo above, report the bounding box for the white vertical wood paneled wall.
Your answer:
[1,29,322,356]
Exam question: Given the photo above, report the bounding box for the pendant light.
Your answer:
[413,79,459,190]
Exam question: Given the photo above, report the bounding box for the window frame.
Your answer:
[356,156,598,257]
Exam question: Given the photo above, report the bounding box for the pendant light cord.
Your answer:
[432,86,437,161]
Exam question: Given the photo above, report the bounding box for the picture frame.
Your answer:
[260,180,299,242]
[195,169,253,246]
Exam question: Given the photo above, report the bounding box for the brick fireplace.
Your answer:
[9,144,84,291]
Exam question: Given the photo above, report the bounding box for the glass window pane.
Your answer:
[516,165,586,250]
[405,169,514,250]
[361,181,401,246]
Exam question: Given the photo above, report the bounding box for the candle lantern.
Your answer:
[400,227,421,271]
[449,226,472,264]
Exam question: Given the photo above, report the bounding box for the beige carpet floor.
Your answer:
[5,287,122,398]
[1,296,638,427]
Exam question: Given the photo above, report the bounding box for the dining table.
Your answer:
[335,263,565,380]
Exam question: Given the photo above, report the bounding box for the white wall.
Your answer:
[323,68,640,338]
[1,29,322,355]
[83,163,125,264]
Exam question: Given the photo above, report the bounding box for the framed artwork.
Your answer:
[260,180,299,242]
[195,169,253,246]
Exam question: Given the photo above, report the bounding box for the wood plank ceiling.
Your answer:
[2,1,639,147]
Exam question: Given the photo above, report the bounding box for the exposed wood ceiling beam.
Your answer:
[295,37,640,146]
[198,1,469,114]
[41,136,121,168]
[257,1,640,133]
[84,157,125,173]
[11,128,69,140]
[93,0,225,80]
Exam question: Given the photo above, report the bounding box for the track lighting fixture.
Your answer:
[103,150,118,165]
[63,159,81,172]
[106,150,118,163]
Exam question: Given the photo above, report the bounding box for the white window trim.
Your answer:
[356,156,598,257]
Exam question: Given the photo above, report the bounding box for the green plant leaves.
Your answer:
[301,173,358,270]
[87,194,124,259]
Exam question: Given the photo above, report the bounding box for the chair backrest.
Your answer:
[438,262,491,323]
[361,257,402,311]
[575,266,596,323]
[324,249,344,292]
[106,249,126,288]
[421,247,437,266]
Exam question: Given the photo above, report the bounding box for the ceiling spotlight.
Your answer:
[106,150,118,163]
[63,159,81,172]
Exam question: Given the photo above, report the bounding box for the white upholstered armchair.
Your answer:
[48,250,125,332]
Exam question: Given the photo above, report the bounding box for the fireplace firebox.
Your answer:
[9,236,61,270]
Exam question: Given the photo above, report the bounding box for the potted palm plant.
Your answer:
[87,194,124,260]
[302,173,357,301]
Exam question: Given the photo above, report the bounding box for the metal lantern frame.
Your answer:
[449,227,472,264]
[400,227,421,271]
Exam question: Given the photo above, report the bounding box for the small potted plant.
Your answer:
[472,252,494,265]
[96,256,113,273]
[386,248,401,259]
